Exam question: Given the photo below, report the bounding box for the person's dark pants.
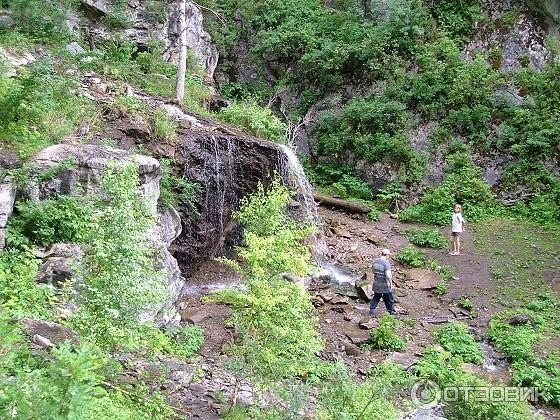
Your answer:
[369,292,395,315]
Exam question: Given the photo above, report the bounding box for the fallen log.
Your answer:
[313,193,371,214]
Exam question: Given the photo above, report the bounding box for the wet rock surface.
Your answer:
[0,177,16,251]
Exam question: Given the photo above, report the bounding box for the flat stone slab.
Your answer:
[406,268,442,290]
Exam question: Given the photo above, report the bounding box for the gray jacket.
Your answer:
[372,257,392,293]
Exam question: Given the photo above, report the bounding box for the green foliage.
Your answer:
[406,228,447,248]
[0,58,98,158]
[0,321,173,419]
[209,178,326,381]
[313,95,426,183]
[103,10,134,29]
[487,312,541,362]
[400,165,497,225]
[72,163,167,346]
[150,107,178,142]
[426,0,482,42]
[141,325,204,359]
[395,245,426,268]
[368,313,406,352]
[158,158,201,215]
[2,0,76,43]
[0,249,54,318]
[316,361,412,419]
[434,322,484,364]
[457,296,474,311]
[487,295,560,407]
[435,281,449,297]
[416,347,532,419]
[512,356,560,406]
[218,101,287,143]
[7,195,92,247]
[232,178,314,278]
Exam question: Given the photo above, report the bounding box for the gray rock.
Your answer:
[0,12,15,30]
[401,406,447,420]
[344,342,361,356]
[25,144,184,327]
[20,318,79,346]
[67,41,86,55]
[0,177,16,251]
[506,313,535,326]
[33,334,55,350]
[332,282,360,299]
[164,0,219,79]
[35,243,82,287]
[80,0,109,15]
[0,148,21,170]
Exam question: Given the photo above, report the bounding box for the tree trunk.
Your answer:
[175,0,187,102]
[313,193,371,214]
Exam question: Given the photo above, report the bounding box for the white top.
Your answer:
[452,212,465,233]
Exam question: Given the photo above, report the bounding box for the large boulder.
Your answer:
[0,177,16,251]
[19,318,79,346]
[26,144,184,327]
[35,243,83,287]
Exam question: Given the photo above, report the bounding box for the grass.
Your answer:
[473,218,560,307]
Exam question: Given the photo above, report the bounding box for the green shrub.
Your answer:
[400,166,497,225]
[218,101,287,143]
[406,228,448,248]
[141,325,204,359]
[150,107,178,142]
[7,195,92,247]
[4,0,75,43]
[0,59,98,158]
[434,322,484,364]
[512,357,560,406]
[395,245,426,268]
[457,296,474,311]
[435,282,449,296]
[316,361,412,419]
[416,347,532,419]
[0,249,54,318]
[369,313,406,352]
[0,323,174,419]
[487,313,540,362]
[72,164,168,347]
[209,178,326,381]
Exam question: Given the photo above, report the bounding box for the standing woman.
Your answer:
[449,204,465,256]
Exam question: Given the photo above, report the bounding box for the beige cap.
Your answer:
[382,248,391,256]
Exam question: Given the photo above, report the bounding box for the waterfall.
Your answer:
[277,144,320,226]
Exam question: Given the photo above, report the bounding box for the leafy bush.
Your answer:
[0,249,54,318]
[0,59,98,158]
[369,313,406,352]
[3,0,75,43]
[150,107,178,142]
[406,228,448,248]
[218,101,287,143]
[434,322,484,364]
[209,178,327,381]
[416,347,532,419]
[0,322,173,419]
[316,361,412,419]
[512,357,560,406]
[72,163,167,347]
[7,195,92,247]
[400,166,497,225]
[395,245,426,268]
[487,312,541,362]
[141,325,204,359]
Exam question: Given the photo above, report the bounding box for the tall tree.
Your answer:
[175,0,187,102]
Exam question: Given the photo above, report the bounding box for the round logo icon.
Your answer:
[411,380,441,408]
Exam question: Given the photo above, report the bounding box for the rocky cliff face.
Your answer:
[79,0,218,80]
[22,144,185,326]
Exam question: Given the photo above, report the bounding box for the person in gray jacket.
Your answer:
[369,248,396,316]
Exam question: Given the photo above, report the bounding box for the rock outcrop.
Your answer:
[25,144,184,326]
[78,0,218,80]
[0,177,16,251]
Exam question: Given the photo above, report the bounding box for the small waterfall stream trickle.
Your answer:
[277,144,320,226]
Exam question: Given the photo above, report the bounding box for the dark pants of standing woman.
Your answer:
[369,291,396,315]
